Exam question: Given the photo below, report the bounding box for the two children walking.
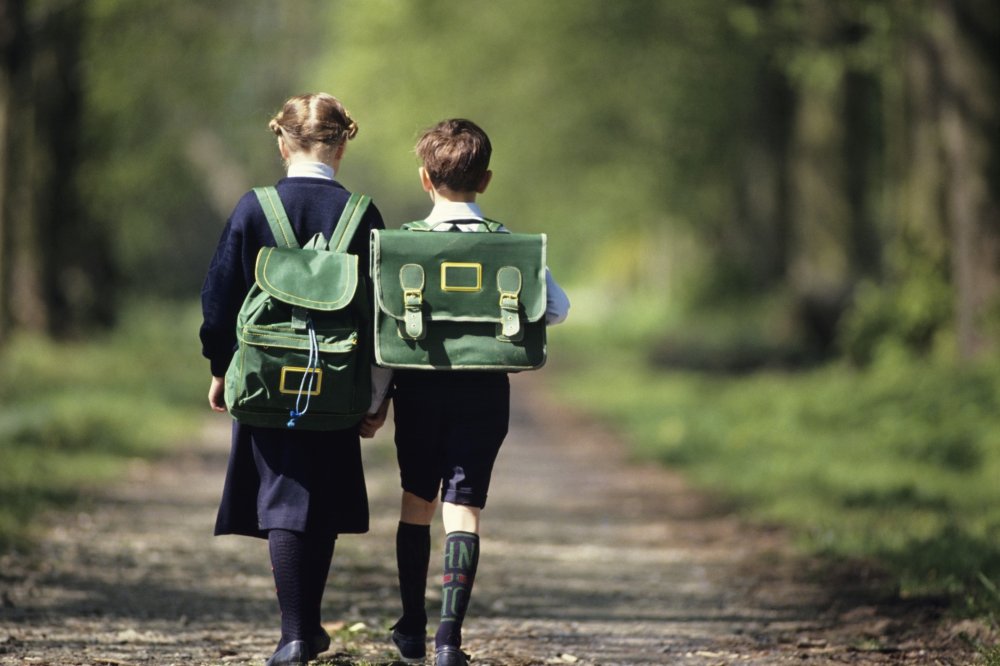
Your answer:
[200,95,568,666]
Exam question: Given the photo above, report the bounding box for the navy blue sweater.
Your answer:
[200,177,384,377]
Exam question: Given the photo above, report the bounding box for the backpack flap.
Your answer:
[372,231,546,329]
[371,228,547,371]
[255,246,359,312]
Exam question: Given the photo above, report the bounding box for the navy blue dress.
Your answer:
[200,177,384,538]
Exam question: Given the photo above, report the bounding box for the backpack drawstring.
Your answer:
[287,316,319,428]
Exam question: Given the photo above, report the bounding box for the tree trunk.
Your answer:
[3,0,116,339]
[0,0,28,342]
[735,64,795,288]
[32,0,116,336]
[932,0,1000,359]
[842,69,882,279]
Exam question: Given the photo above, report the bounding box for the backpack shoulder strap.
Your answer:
[253,187,298,249]
[330,192,372,253]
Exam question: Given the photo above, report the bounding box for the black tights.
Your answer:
[268,529,336,647]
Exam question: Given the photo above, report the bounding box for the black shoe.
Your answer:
[434,645,469,666]
[391,626,427,663]
[265,640,309,666]
[309,627,331,658]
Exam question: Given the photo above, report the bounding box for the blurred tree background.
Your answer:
[1,0,996,362]
[2,0,1000,620]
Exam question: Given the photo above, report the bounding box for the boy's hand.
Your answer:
[208,376,227,412]
[360,398,390,438]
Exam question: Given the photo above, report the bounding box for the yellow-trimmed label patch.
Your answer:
[441,262,482,292]
[279,367,323,395]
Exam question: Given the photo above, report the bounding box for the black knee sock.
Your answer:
[268,529,308,647]
[303,533,336,634]
[434,531,480,649]
[395,521,431,635]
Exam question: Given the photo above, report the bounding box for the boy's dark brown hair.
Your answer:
[415,119,492,192]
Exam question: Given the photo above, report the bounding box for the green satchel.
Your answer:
[224,187,372,429]
[370,220,547,371]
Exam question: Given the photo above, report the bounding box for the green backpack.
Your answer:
[370,220,547,371]
[224,186,372,429]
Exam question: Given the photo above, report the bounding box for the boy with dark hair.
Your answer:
[380,119,569,666]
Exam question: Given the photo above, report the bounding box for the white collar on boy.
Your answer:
[424,201,484,225]
[286,161,335,180]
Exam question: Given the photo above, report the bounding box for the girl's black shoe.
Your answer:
[309,628,331,658]
[391,625,427,663]
[265,640,309,666]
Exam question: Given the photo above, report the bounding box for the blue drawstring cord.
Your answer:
[287,317,319,428]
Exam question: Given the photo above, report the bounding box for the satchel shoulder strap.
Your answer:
[401,218,506,233]
[329,192,372,253]
[480,218,506,232]
[400,220,435,231]
[253,186,298,249]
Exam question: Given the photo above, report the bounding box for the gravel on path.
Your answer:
[0,375,985,665]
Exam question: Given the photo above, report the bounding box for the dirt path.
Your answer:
[0,376,983,665]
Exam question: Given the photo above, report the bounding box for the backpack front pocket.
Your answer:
[232,323,363,420]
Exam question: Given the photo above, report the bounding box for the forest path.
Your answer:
[0,375,976,665]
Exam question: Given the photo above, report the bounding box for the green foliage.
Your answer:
[978,643,1000,666]
[61,0,998,362]
[79,0,334,297]
[839,214,956,364]
[0,302,206,550]
[549,316,1000,616]
[840,272,954,365]
[312,0,758,279]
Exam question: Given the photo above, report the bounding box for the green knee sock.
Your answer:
[434,531,479,649]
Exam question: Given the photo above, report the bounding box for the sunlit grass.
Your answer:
[0,301,206,550]
[547,313,1000,618]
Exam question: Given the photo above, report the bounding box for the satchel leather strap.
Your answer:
[399,263,425,339]
[402,219,505,233]
[497,266,522,339]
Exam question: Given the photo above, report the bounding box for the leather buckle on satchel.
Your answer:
[499,292,519,308]
[403,289,423,306]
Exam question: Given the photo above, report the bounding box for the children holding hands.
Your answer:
[203,105,567,666]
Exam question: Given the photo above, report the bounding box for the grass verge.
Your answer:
[546,311,1000,622]
[0,301,206,551]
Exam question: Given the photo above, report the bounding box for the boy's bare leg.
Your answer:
[442,502,481,534]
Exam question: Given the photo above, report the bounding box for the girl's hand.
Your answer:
[359,398,390,438]
[208,376,227,412]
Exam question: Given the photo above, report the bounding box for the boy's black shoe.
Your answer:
[434,645,469,666]
[391,627,427,663]
[265,640,309,666]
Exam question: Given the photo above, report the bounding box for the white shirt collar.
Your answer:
[286,161,335,180]
[424,201,485,224]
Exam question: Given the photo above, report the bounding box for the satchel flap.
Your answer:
[255,246,358,311]
[372,230,546,322]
